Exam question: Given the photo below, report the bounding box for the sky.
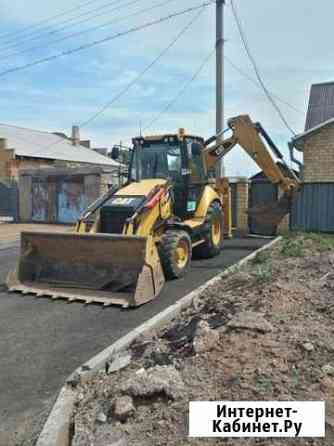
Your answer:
[0,0,333,176]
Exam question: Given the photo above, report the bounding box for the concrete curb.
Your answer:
[37,387,76,446]
[36,236,282,446]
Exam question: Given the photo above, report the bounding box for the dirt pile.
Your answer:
[72,234,334,445]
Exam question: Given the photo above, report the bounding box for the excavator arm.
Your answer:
[203,114,300,225]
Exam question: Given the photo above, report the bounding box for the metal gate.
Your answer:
[57,179,88,224]
[32,178,48,222]
[249,180,278,236]
[0,179,18,221]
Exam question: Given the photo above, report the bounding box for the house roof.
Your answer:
[250,161,299,181]
[291,117,334,150]
[305,81,334,131]
[0,123,119,167]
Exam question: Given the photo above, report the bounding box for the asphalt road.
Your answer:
[0,237,269,445]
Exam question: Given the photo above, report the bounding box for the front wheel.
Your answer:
[194,202,224,258]
[158,230,192,280]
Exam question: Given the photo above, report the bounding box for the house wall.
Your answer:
[8,159,54,178]
[0,138,56,178]
[0,138,14,177]
[292,123,334,232]
[302,123,334,182]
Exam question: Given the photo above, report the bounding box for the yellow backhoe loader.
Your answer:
[7,115,300,307]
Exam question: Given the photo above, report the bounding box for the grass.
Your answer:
[256,374,273,392]
[252,250,271,265]
[280,232,334,256]
[249,249,273,283]
[304,233,334,252]
[280,236,305,257]
[254,262,273,283]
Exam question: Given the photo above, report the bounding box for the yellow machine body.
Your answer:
[7,115,297,307]
[7,177,223,307]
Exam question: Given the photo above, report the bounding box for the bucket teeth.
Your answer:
[6,231,166,307]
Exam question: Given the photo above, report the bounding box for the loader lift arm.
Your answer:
[203,114,301,224]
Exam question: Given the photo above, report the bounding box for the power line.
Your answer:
[224,55,304,115]
[13,6,207,159]
[0,0,107,41]
[0,2,214,79]
[0,0,126,49]
[80,6,206,127]
[230,0,297,135]
[0,0,141,58]
[143,47,215,132]
[1,0,179,61]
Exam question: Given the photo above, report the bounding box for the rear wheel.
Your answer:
[158,230,192,280]
[195,202,223,258]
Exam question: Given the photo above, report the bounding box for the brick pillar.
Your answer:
[236,179,249,234]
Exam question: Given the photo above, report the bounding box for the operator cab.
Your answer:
[129,130,209,219]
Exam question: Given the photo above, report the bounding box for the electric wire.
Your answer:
[230,0,297,135]
[0,2,214,79]
[0,0,110,41]
[1,0,180,61]
[79,6,206,127]
[0,0,127,50]
[224,56,304,115]
[143,47,215,132]
[13,6,207,158]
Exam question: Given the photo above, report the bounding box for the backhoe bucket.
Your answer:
[6,232,165,308]
[248,193,293,226]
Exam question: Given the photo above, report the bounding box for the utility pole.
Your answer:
[216,0,225,176]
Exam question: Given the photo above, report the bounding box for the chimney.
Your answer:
[0,138,8,151]
[71,125,80,146]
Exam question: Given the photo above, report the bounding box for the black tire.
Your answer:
[158,230,192,280]
[194,201,224,259]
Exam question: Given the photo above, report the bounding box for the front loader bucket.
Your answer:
[6,232,165,308]
[248,193,293,226]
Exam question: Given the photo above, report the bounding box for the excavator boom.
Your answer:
[203,114,300,225]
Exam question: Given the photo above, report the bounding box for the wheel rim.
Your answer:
[175,239,189,269]
[211,216,222,246]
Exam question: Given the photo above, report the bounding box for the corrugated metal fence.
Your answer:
[0,178,18,221]
[291,183,334,233]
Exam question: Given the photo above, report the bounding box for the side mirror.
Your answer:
[111,146,120,160]
[191,142,202,156]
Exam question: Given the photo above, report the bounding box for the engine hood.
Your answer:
[116,179,168,197]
